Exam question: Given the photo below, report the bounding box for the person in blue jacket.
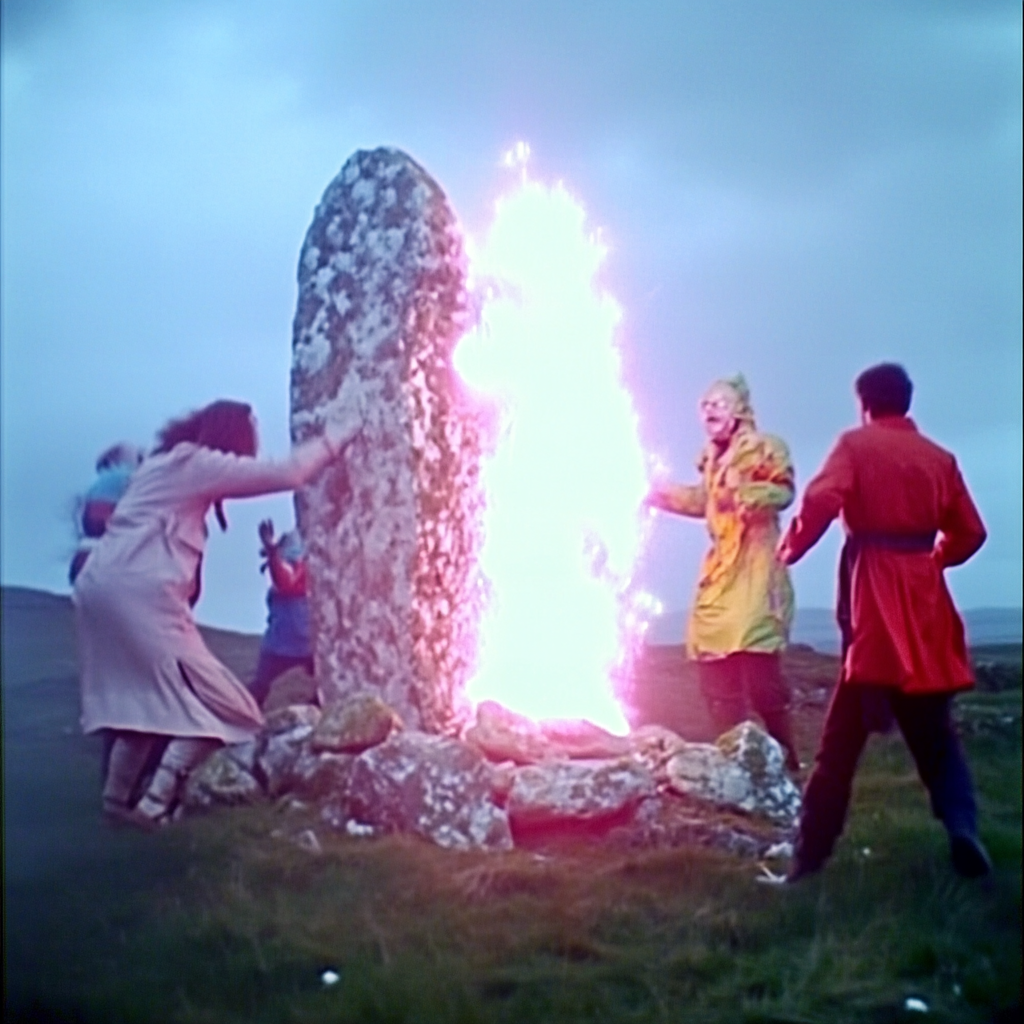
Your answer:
[69,443,144,585]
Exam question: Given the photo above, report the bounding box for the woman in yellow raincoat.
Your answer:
[648,374,800,770]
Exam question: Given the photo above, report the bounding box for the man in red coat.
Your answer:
[777,363,991,881]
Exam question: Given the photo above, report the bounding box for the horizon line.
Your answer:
[2,583,1022,619]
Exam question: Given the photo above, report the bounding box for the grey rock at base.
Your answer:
[625,723,690,780]
[311,693,403,754]
[664,721,802,826]
[290,147,484,734]
[263,703,322,735]
[223,738,260,775]
[182,746,263,809]
[488,760,518,805]
[465,700,634,765]
[256,723,315,797]
[344,731,513,851]
[288,749,356,803]
[506,758,655,829]
[607,795,774,857]
[538,718,633,760]
[464,700,555,765]
[263,665,320,710]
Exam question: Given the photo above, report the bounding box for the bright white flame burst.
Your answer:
[454,147,656,734]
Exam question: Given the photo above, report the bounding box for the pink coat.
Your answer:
[74,440,332,742]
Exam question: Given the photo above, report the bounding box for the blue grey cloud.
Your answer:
[2,0,1020,630]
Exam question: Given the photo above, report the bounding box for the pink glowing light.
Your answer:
[454,147,656,734]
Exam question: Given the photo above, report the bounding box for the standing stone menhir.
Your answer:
[290,147,484,733]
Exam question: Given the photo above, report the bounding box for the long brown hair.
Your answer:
[153,400,257,530]
[154,400,257,457]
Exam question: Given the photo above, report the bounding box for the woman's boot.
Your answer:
[102,732,156,824]
[130,738,220,829]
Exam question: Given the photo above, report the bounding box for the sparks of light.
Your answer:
[500,140,531,176]
[454,157,654,734]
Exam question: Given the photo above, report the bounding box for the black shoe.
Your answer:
[950,834,992,879]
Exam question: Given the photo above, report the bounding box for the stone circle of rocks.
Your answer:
[204,147,803,860]
[183,694,801,857]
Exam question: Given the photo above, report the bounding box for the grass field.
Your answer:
[3,587,1020,1023]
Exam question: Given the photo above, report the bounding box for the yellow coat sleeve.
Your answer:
[650,483,707,518]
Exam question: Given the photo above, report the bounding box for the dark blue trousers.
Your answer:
[794,684,978,870]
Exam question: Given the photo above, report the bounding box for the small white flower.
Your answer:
[904,996,929,1013]
[321,970,340,986]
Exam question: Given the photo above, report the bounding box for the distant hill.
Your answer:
[0,586,261,687]
[3,586,1019,667]
[646,606,1022,653]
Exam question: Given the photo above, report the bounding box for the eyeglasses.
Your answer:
[700,398,734,413]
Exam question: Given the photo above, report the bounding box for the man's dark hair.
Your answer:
[855,363,913,417]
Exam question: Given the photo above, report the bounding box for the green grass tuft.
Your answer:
[4,592,1020,1022]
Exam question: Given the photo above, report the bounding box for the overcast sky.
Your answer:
[2,0,1021,635]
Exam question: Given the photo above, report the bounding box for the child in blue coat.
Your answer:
[247,519,315,708]
[69,443,144,584]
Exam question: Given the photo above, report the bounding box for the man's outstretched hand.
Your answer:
[776,534,797,565]
[258,518,276,555]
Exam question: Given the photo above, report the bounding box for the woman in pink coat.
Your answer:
[74,398,359,829]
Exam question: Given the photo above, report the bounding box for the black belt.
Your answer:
[849,530,936,553]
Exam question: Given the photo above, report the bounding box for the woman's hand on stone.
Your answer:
[322,376,366,455]
[776,535,797,565]
[324,403,363,455]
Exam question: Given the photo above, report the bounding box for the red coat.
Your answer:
[781,416,986,694]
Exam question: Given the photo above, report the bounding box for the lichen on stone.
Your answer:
[291,148,486,733]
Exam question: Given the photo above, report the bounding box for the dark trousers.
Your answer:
[247,650,314,708]
[794,684,978,870]
[697,652,798,765]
